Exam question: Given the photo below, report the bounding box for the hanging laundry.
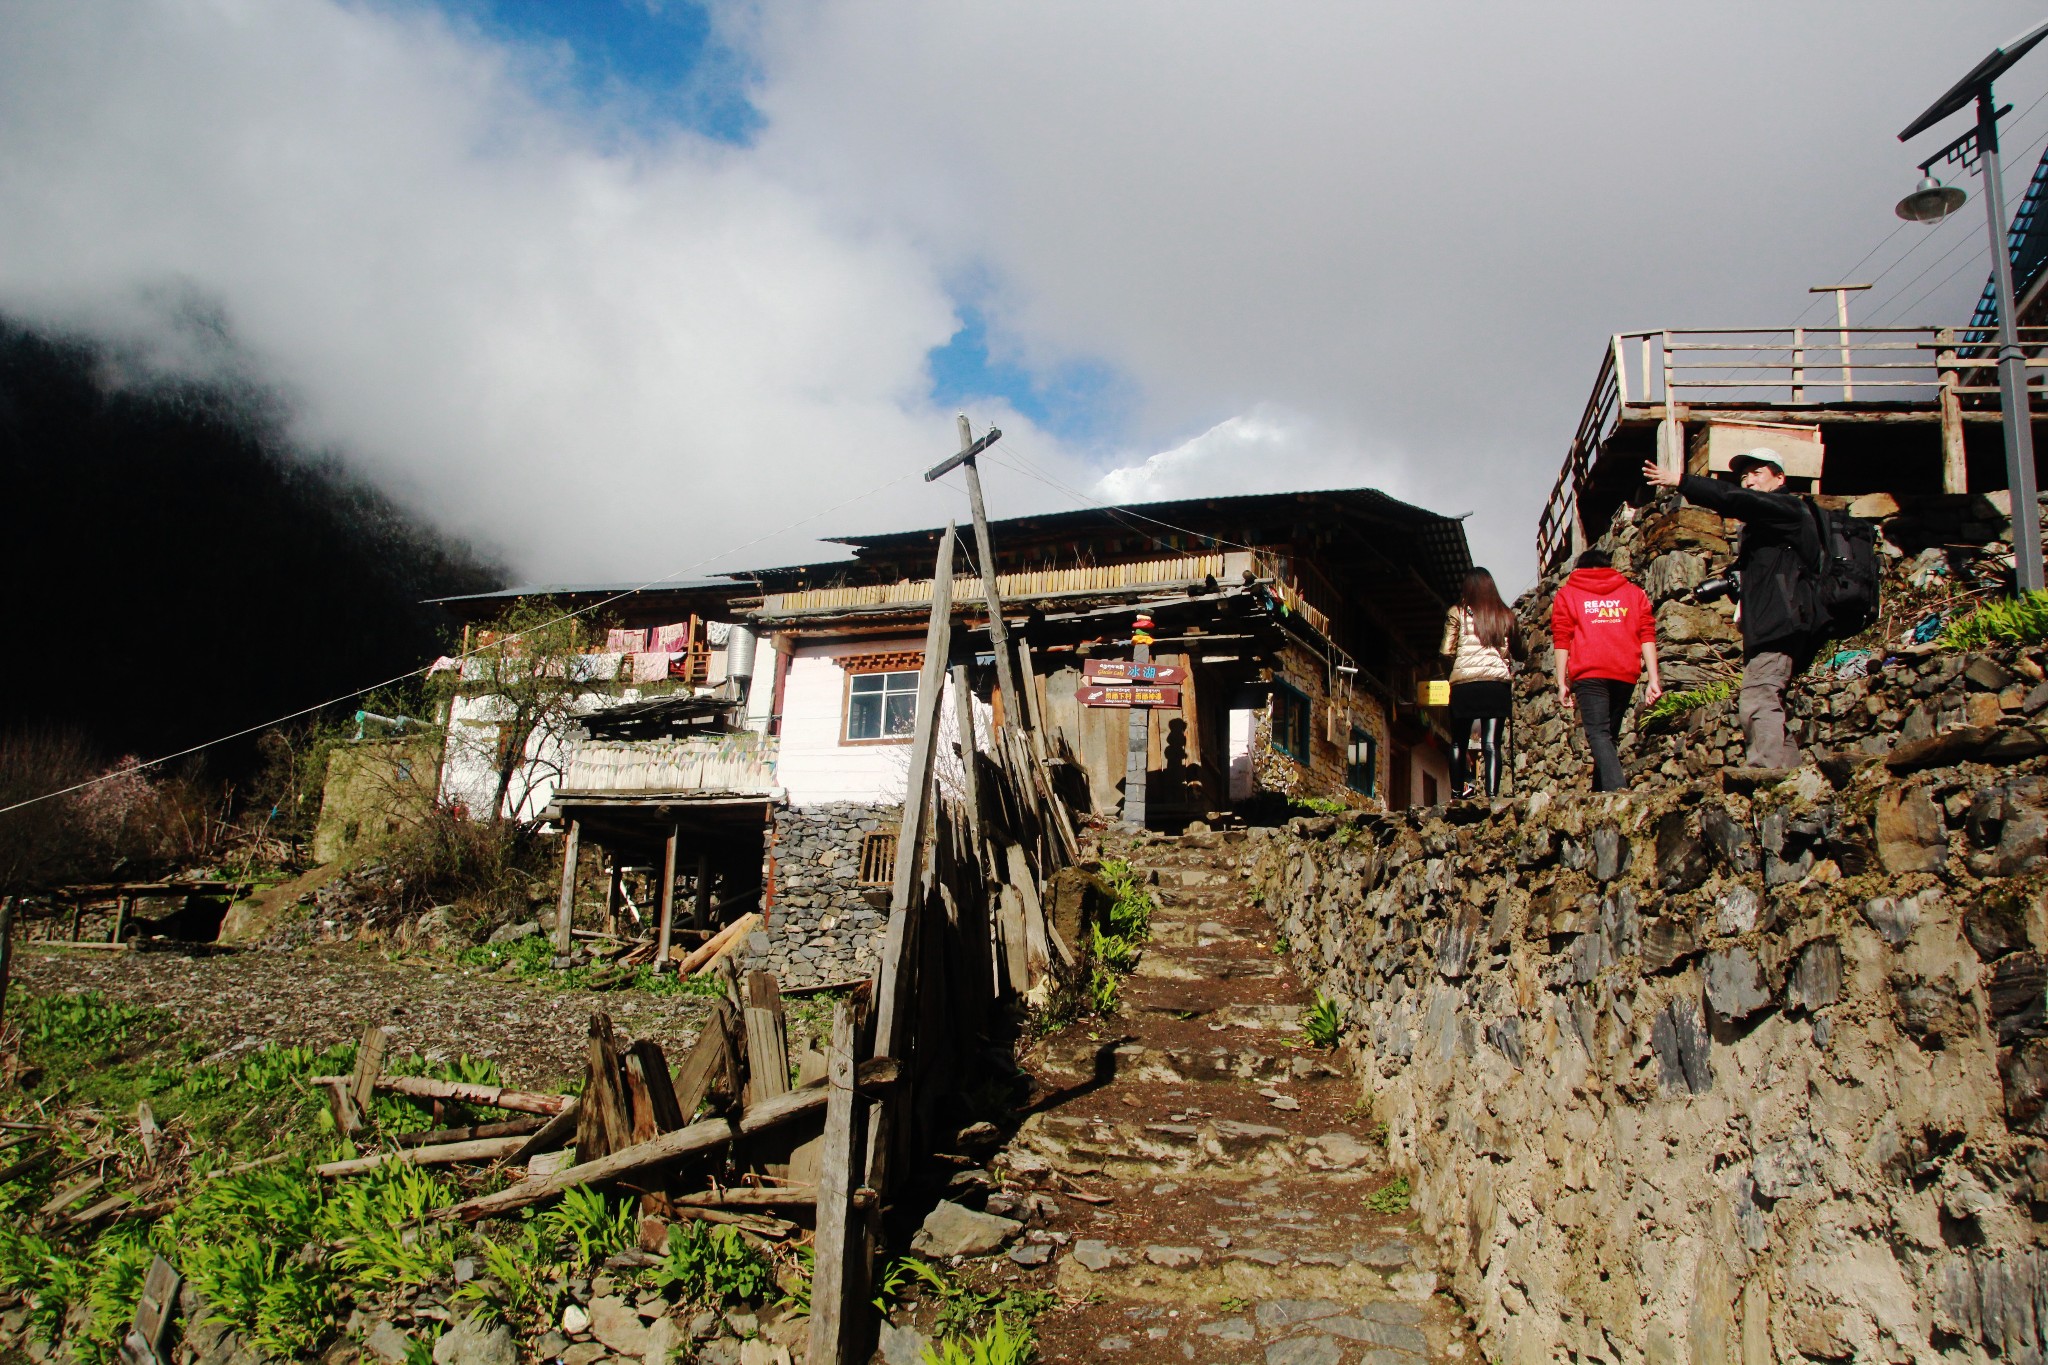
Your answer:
[573,653,623,682]
[630,651,676,684]
[428,656,460,674]
[607,627,651,654]
[653,621,693,652]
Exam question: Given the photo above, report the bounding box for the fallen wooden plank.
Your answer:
[744,971,790,1108]
[511,1098,580,1162]
[577,1013,633,1163]
[394,1117,542,1149]
[349,1025,389,1119]
[676,913,758,976]
[309,1074,572,1117]
[673,1207,798,1238]
[316,1135,530,1179]
[123,1255,180,1365]
[441,1085,829,1223]
[68,1190,134,1225]
[673,1186,818,1209]
[40,1174,105,1218]
[671,1000,739,1121]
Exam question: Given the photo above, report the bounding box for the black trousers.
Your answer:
[1573,678,1634,791]
[1451,716,1508,797]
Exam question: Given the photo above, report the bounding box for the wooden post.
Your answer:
[949,660,980,831]
[693,850,714,930]
[552,818,582,954]
[349,1025,389,1120]
[655,824,680,971]
[1792,326,1806,403]
[866,525,957,1193]
[954,418,1030,746]
[809,991,874,1365]
[743,971,791,1107]
[110,894,130,945]
[1940,326,1969,494]
[1122,634,1151,829]
[576,1012,634,1163]
[606,860,623,937]
[0,898,14,1036]
[1611,334,1629,406]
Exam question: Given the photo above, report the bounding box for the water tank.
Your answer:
[726,625,758,684]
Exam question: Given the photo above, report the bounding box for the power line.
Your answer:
[0,463,935,818]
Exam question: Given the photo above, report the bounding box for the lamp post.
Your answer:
[1898,19,2048,595]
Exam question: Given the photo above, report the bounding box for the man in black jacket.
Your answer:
[1643,447,1821,770]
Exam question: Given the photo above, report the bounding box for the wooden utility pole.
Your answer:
[654,824,680,970]
[552,818,582,954]
[925,419,1031,748]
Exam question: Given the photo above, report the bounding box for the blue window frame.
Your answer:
[1346,727,1377,796]
[1272,683,1311,763]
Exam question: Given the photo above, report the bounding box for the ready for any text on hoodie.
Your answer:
[1550,566,1654,683]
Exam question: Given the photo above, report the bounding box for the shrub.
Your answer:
[652,1222,773,1306]
[1641,679,1736,727]
[1302,994,1341,1048]
[1364,1175,1411,1214]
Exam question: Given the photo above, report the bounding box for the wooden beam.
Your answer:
[744,972,791,1108]
[808,992,874,1365]
[310,1074,573,1117]
[349,1025,389,1121]
[655,824,680,971]
[510,1099,580,1162]
[577,1012,634,1163]
[672,999,740,1121]
[553,818,582,953]
[440,1085,829,1223]
[394,1117,543,1149]
[316,1135,531,1178]
[676,912,757,975]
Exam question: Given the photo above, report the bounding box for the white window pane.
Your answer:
[848,692,882,740]
[883,691,916,736]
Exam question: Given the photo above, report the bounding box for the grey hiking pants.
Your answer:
[1739,650,1801,770]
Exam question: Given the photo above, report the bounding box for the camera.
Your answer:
[1694,572,1741,604]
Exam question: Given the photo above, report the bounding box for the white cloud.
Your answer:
[1,1,2041,592]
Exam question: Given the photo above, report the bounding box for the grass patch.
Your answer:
[1364,1175,1411,1215]
[881,1256,1055,1353]
[1942,590,2048,650]
[454,933,725,996]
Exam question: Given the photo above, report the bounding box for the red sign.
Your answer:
[1084,659,1187,684]
[1079,684,1182,708]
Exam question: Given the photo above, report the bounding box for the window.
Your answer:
[847,669,919,741]
[1272,683,1311,763]
[1346,727,1377,796]
[857,831,899,886]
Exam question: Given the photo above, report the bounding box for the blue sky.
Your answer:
[427,0,1122,445]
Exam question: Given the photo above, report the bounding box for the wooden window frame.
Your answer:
[856,830,899,886]
[1346,726,1377,797]
[1272,681,1311,765]
[841,667,921,746]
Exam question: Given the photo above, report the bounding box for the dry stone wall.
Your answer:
[742,801,897,986]
[1251,729,2048,1364]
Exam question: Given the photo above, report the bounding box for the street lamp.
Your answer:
[1898,18,2048,595]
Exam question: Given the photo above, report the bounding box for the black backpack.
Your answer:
[1802,499,1881,636]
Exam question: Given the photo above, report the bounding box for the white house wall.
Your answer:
[773,641,989,810]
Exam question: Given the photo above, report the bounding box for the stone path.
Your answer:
[979,828,1476,1365]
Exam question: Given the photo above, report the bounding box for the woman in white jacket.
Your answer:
[1439,568,1526,799]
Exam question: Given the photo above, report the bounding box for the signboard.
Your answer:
[1084,659,1187,684]
[1079,684,1182,709]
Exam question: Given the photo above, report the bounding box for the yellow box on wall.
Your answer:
[1417,680,1450,708]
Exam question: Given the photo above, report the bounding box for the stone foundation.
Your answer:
[740,801,897,987]
[1251,747,2048,1363]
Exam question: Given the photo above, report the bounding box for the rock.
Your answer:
[533,1333,569,1361]
[1320,1310,1430,1353]
[1143,1245,1204,1267]
[910,1200,1020,1257]
[1992,810,2048,876]
[1656,811,1710,891]
[1705,947,1773,1023]
[1784,939,1843,1013]
[561,1343,608,1365]
[432,1316,515,1365]
[1752,1138,1815,1198]
[1658,601,1739,644]
[587,1297,648,1357]
[486,920,540,946]
[1862,896,1920,946]
[2002,1038,2048,1132]
[1965,887,2036,960]
[737,1340,788,1365]
[1592,824,1628,882]
[1641,917,1701,973]
[1887,726,1998,773]
[1715,884,1761,936]
[1389,1270,1438,1300]
[1351,1239,1416,1268]
[1308,1132,1376,1169]
[1265,1337,1342,1365]
[1229,1247,1287,1265]
[364,1321,412,1365]
[1254,1300,1343,1331]
[1700,804,1757,873]
[1893,974,1979,1050]
[1875,785,1947,874]
[1966,657,2018,692]
[560,1305,591,1335]
[1007,1241,1052,1267]
[1989,953,2048,1044]
[875,1323,929,1365]
[1652,997,1713,1093]
[641,1317,679,1365]
[1196,1318,1256,1343]
[1070,1239,1118,1271]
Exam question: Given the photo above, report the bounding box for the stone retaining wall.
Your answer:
[1251,738,2048,1363]
[740,801,897,987]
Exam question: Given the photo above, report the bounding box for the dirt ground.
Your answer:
[11,942,726,1089]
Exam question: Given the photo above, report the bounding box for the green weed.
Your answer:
[1641,679,1736,727]
[1364,1175,1411,1215]
[1289,796,1348,816]
[882,1257,1054,1340]
[652,1222,772,1306]
[456,934,723,996]
[537,1185,635,1271]
[920,1309,1036,1365]
[1095,860,1154,942]
[1302,994,1342,1049]
[1943,590,2048,649]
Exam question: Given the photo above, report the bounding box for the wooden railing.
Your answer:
[1536,324,2048,569]
[759,553,1231,616]
[555,734,778,797]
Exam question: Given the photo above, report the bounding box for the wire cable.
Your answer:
[0,462,937,817]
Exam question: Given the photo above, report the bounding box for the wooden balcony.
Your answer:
[555,734,779,801]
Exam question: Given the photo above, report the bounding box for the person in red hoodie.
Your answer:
[1550,549,1663,791]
